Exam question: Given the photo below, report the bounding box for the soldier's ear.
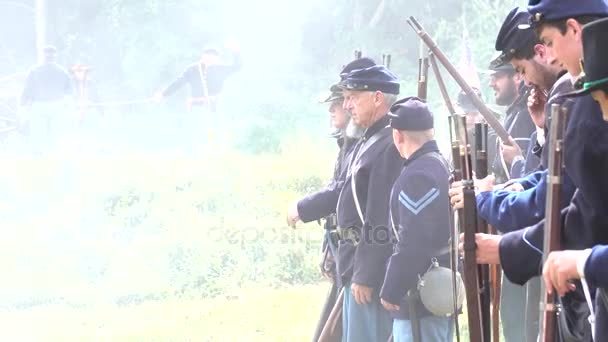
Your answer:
[374,91,383,105]
[566,19,584,41]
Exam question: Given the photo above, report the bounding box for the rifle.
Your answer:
[318,288,344,342]
[314,283,340,342]
[451,115,486,342]
[382,53,392,69]
[475,121,503,342]
[406,16,513,144]
[440,70,461,342]
[538,104,567,342]
[429,53,456,115]
[474,123,492,342]
[417,41,429,101]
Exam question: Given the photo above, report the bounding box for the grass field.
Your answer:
[0,284,328,342]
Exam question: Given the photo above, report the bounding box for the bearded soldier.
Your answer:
[335,64,402,342]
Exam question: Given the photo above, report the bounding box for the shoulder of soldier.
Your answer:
[549,73,575,99]
[396,156,446,187]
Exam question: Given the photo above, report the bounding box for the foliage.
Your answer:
[1,0,526,153]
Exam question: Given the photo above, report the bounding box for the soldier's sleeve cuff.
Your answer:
[577,248,593,279]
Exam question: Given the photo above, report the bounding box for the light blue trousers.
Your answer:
[393,316,454,342]
[342,283,392,342]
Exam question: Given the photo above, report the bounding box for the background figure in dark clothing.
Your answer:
[155,44,242,112]
[20,45,73,155]
[20,46,72,107]
[487,60,535,184]
[486,55,536,342]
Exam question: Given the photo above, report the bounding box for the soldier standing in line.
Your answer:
[380,97,454,342]
[286,58,374,341]
[542,16,608,340]
[461,1,608,340]
[335,64,402,342]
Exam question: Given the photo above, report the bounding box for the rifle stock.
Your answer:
[407,16,512,144]
[539,104,567,342]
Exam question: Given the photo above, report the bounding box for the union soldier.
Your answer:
[336,64,402,342]
[154,44,241,112]
[542,16,608,339]
[20,45,73,155]
[486,56,535,183]
[379,97,454,342]
[464,0,608,340]
[285,57,374,341]
[287,58,375,230]
[450,7,574,234]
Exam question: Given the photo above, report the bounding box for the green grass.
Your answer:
[0,284,328,341]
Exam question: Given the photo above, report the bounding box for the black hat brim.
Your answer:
[562,83,604,98]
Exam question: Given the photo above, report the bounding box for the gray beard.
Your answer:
[345,118,365,139]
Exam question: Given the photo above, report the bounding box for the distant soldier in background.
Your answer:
[154,44,241,112]
[20,45,73,155]
[154,43,241,148]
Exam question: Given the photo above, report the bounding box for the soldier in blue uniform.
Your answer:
[542,16,608,339]
[486,51,536,183]
[285,57,374,341]
[449,7,574,234]
[287,57,376,231]
[336,64,403,342]
[464,1,608,340]
[379,97,453,342]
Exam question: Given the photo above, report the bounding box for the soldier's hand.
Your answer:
[496,181,525,192]
[286,202,300,228]
[542,250,585,297]
[351,283,373,305]
[459,233,502,265]
[500,137,523,165]
[381,298,400,311]
[527,86,547,127]
[448,181,464,209]
[475,175,495,193]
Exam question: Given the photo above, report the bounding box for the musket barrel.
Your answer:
[407,16,512,144]
[430,53,456,115]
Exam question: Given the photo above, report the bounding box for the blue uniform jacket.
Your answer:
[336,115,404,289]
[510,130,541,179]
[488,84,536,183]
[475,74,576,233]
[584,245,608,341]
[380,140,451,320]
[585,245,608,289]
[500,93,608,286]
